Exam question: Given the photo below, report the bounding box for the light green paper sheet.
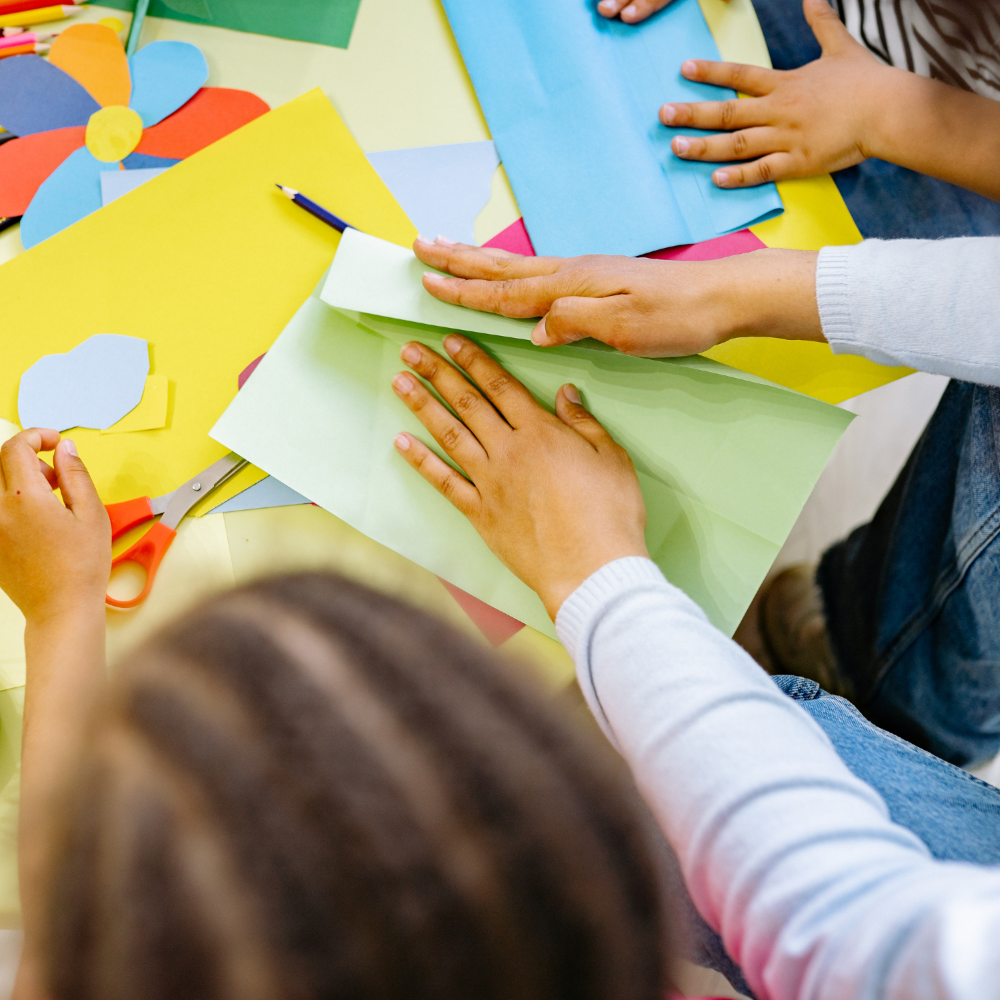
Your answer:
[211,279,852,639]
[322,229,537,341]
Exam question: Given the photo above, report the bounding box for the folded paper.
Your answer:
[367,141,500,247]
[18,334,149,432]
[211,278,852,640]
[323,229,536,341]
[439,0,783,256]
[0,89,418,515]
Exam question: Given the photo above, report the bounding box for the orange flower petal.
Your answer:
[134,87,270,160]
[49,23,131,109]
[0,126,86,217]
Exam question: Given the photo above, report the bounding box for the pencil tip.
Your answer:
[275,184,297,200]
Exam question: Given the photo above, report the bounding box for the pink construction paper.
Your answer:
[440,579,525,646]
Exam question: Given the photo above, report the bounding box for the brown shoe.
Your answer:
[758,564,854,700]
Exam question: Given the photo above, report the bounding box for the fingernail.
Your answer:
[564,384,581,405]
[661,104,677,124]
[443,335,462,356]
[435,235,457,246]
[401,344,421,365]
[674,136,690,155]
[64,439,77,457]
[415,234,434,246]
[682,60,698,76]
[622,3,637,16]
[598,0,617,9]
[531,319,547,347]
[714,170,730,187]
[423,271,443,284]
[393,373,416,394]
[394,434,410,452]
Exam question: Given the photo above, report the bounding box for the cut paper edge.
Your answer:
[48,23,132,110]
[102,374,168,433]
[238,354,265,389]
[128,41,209,128]
[100,166,170,206]
[210,475,311,514]
[19,145,107,249]
[439,578,525,647]
[135,86,270,160]
[0,126,85,217]
[0,54,99,138]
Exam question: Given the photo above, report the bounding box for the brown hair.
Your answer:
[45,573,665,1000]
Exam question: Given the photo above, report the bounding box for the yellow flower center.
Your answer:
[85,106,144,164]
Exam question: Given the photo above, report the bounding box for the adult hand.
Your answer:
[597,0,729,25]
[391,336,649,618]
[662,0,897,188]
[0,429,111,624]
[414,237,823,356]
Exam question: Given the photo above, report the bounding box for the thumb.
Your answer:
[555,385,616,450]
[803,0,850,54]
[534,295,629,350]
[52,439,104,520]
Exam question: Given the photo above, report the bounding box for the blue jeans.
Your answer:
[752,0,1000,239]
[672,674,1000,997]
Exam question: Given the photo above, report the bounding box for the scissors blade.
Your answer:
[160,453,248,531]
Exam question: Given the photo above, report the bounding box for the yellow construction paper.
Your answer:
[101,375,169,434]
[0,88,417,514]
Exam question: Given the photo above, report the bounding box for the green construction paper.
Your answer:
[323,229,538,341]
[99,0,363,50]
[211,277,852,640]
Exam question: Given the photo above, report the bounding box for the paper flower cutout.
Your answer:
[0,24,269,248]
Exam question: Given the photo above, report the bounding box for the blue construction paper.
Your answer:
[439,0,783,256]
[123,153,182,170]
[20,147,106,249]
[366,141,500,246]
[128,41,208,128]
[0,55,100,138]
[212,476,310,513]
[18,334,150,433]
[100,167,170,206]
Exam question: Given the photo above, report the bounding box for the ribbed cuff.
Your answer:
[815,244,855,350]
[555,557,669,659]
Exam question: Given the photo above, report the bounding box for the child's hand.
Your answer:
[597,0,729,24]
[0,429,111,624]
[663,0,897,188]
[391,337,649,619]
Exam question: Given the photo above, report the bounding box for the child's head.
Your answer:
[45,573,665,1000]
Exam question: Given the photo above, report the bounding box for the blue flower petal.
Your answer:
[0,55,100,137]
[128,42,208,128]
[20,147,108,249]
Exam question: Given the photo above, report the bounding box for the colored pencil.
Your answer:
[0,28,50,46]
[0,40,48,56]
[1,25,25,33]
[0,0,85,15]
[125,0,148,57]
[276,184,357,234]
[0,5,81,27]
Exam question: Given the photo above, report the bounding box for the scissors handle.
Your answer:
[106,521,177,611]
[105,497,155,541]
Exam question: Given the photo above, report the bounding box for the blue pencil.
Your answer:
[276,184,357,234]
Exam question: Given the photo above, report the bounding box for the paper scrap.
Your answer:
[19,334,149,433]
[102,374,168,433]
[238,355,265,390]
[0,89,417,515]
[48,23,131,109]
[0,125,86,217]
[211,277,852,640]
[20,145,106,248]
[367,140,500,246]
[100,166,170,205]
[128,41,208,128]
[439,580,524,647]
[439,0,783,257]
[0,54,99,137]
[96,0,364,49]
[211,476,310,514]
[323,229,536,341]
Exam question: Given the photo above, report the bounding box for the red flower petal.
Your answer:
[0,126,86,217]
[134,87,270,161]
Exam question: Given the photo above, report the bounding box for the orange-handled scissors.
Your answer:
[104,452,248,611]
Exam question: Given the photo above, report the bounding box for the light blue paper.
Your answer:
[20,147,107,250]
[18,334,150,433]
[440,0,783,256]
[212,476,311,513]
[100,167,171,206]
[128,41,208,128]
[366,141,500,246]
